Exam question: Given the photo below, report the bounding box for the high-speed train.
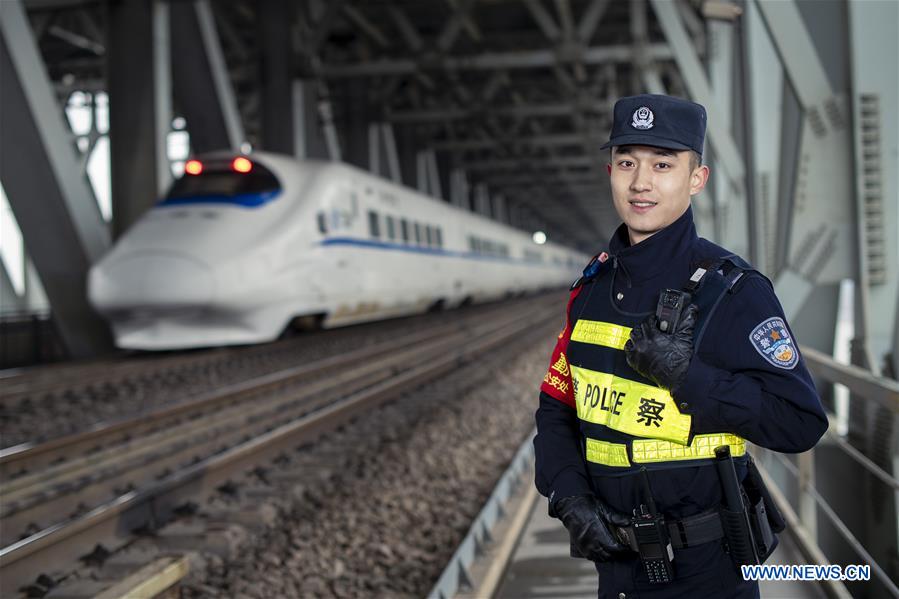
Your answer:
[88,152,589,350]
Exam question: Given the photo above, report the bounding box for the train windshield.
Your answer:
[162,159,282,207]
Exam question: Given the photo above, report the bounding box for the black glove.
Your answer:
[624,303,698,392]
[553,494,631,562]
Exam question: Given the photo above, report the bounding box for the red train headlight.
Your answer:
[231,157,253,173]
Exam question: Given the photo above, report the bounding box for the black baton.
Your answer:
[715,445,759,566]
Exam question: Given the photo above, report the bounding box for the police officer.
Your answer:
[534,94,828,598]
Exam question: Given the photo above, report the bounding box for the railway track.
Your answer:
[0,297,538,448]
[1,335,295,403]
[0,295,561,595]
[0,299,523,403]
[1,299,521,477]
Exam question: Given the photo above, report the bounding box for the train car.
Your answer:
[88,152,589,350]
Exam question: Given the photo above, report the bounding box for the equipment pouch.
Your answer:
[743,457,786,534]
[747,495,777,563]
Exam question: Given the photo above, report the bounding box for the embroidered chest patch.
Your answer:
[750,317,798,370]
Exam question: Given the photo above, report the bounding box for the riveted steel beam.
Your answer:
[577,0,611,43]
[649,0,746,184]
[524,0,562,41]
[258,0,295,154]
[484,173,604,186]
[754,0,834,119]
[847,0,899,379]
[432,133,588,151]
[319,43,675,77]
[0,259,24,313]
[438,0,478,52]
[463,156,595,171]
[0,0,113,356]
[170,0,245,153]
[387,101,609,124]
[108,0,170,236]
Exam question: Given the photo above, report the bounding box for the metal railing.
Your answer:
[754,347,899,598]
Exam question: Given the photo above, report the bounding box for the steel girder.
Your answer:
[0,0,113,356]
[170,0,244,153]
[107,0,169,238]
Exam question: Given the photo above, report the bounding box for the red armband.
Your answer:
[539,252,608,407]
[540,286,582,407]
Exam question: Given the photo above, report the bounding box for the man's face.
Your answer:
[607,145,709,245]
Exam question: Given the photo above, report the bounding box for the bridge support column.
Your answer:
[0,0,113,357]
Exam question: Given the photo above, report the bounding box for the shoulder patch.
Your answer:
[749,317,798,370]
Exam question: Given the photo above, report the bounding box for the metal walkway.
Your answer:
[495,496,828,599]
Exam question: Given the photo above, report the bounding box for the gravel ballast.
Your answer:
[182,315,561,598]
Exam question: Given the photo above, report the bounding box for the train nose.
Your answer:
[90,252,215,308]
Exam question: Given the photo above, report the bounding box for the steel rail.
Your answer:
[0,299,553,545]
[0,299,530,406]
[1,297,549,474]
[0,303,560,593]
[0,335,461,544]
[0,335,293,405]
[0,329,445,474]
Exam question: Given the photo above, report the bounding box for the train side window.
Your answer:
[435,228,443,248]
[317,212,327,234]
[368,210,380,238]
[414,222,422,245]
[400,219,409,242]
[386,216,396,240]
[425,225,433,246]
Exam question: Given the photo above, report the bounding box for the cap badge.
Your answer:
[631,106,654,130]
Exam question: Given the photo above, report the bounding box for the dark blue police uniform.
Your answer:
[534,95,829,599]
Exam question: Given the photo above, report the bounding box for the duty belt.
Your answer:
[618,510,724,551]
[585,433,746,467]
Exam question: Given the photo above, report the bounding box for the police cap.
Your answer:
[600,94,707,157]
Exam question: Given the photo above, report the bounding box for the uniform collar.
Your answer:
[607,205,697,284]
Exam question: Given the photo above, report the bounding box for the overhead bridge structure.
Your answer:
[0,1,896,597]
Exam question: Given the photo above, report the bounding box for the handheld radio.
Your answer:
[632,468,675,584]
